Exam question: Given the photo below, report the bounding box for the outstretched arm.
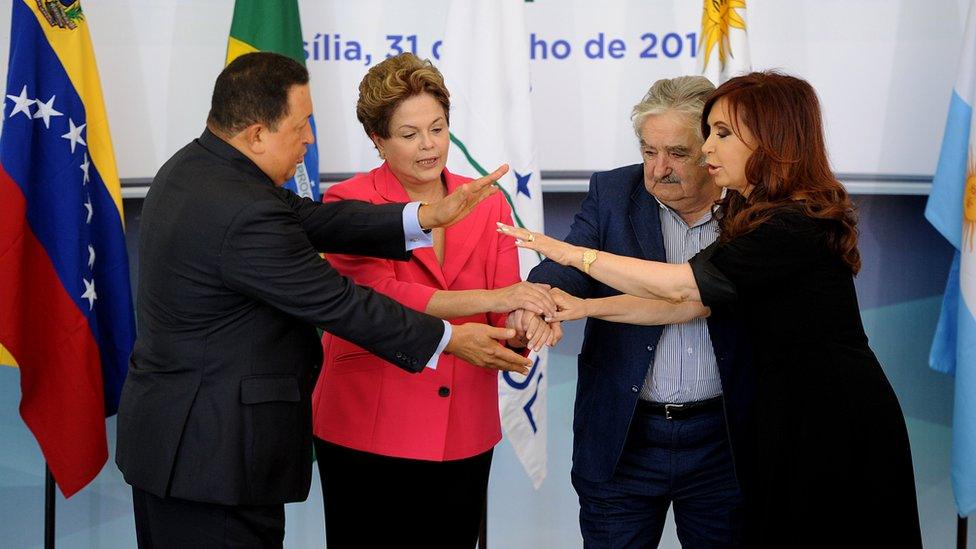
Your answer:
[497,223,701,303]
[548,288,709,325]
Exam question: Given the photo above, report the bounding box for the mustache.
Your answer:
[654,174,682,185]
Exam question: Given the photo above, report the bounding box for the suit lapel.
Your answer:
[441,171,483,287]
[373,163,448,288]
[628,182,667,261]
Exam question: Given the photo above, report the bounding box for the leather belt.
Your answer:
[636,395,723,420]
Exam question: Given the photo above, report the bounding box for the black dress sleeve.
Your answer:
[688,210,828,307]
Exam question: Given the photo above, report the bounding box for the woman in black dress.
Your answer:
[499,72,922,547]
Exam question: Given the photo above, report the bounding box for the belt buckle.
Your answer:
[664,403,685,420]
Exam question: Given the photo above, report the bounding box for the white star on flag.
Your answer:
[6,85,34,119]
[84,195,93,224]
[61,118,87,153]
[81,278,97,310]
[80,153,90,185]
[87,245,95,269]
[33,95,62,129]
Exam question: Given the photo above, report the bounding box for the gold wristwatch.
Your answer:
[581,248,598,274]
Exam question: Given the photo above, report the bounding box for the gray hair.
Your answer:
[631,76,715,144]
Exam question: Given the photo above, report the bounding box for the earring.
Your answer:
[378,149,385,159]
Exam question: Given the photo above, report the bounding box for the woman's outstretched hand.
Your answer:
[495,222,579,267]
[547,288,589,322]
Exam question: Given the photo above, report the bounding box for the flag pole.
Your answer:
[44,464,55,549]
[959,515,968,549]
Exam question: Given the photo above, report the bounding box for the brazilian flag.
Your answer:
[226,0,320,200]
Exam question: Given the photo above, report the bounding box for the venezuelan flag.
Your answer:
[226,0,320,200]
[0,0,135,497]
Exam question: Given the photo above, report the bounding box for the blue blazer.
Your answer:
[529,164,756,487]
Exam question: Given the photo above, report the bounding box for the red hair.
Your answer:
[702,71,861,274]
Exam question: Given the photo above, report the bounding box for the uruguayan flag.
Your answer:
[698,0,751,85]
[925,0,976,518]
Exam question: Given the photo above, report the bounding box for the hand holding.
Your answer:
[419,164,509,229]
[548,319,564,347]
[445,322,532,374]
[548,287,589,322]
[490,282,555,317]
[507,308,563,351]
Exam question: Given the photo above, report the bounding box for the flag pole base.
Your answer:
[960,515,969,549]
[45,464,55,549]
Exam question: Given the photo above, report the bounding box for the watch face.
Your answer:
[583,250,597,263]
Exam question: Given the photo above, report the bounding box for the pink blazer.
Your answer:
[311,163,521,461]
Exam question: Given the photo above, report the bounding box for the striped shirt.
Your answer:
[640,204,722,404]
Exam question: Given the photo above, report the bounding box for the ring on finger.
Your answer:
[526,233,535,242]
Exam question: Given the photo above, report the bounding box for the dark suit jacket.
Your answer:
[528,164,755,489]
[116,129,444,506]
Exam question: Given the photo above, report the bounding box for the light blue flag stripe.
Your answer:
[930,254,962,376]
[949,258,976,516]
[927,252,976,515]
[926,91,970,248]
[952,272,976,516]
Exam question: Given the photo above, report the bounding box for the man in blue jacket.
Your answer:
[529,76,755,548]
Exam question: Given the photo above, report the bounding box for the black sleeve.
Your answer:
[219,198,443,372]
[688,240,738,307]
[281,189,411,260]
[689,211,827,307]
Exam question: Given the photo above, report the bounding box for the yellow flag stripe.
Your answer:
[226,36,260,66]
[0,344,19,368]
[22,0,124,223]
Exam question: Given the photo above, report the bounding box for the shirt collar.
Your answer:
[658,202,716,229]
[197,127,275,186]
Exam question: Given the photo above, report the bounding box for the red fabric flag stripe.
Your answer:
[0,164,107,497]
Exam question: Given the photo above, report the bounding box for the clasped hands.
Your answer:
[446,283,582,376]
[498,282,590,352]
[503,284,590,347]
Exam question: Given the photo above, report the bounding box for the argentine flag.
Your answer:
[925,0,976,518]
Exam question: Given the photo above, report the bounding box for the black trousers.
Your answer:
[131,486,285,548]
[314,437,493,549]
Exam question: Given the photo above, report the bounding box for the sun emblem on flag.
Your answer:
[700,0,747,71]
[35,0,84,30]
[966,147,976,252]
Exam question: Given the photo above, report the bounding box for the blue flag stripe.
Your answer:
[2,0,133,414]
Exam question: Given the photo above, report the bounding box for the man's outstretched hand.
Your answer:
[418,164,509,229]
[445,321,532,374]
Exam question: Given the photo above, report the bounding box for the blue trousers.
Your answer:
[572,405,743,548]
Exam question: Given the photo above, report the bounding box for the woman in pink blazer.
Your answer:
[311,53,560,548]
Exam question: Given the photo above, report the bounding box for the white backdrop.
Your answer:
[0,0,968,183]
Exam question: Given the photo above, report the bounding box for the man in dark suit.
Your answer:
[528,76,755,547]
[115,52,532,547]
